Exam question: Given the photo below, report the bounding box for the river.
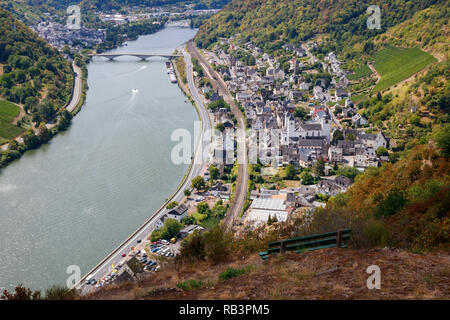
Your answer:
[0,27,198,292]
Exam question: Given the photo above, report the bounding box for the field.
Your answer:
[371,45,437,92]
[0,100,24,141]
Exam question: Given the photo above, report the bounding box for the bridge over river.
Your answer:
[90,53,182,60]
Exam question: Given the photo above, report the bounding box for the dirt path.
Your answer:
[367,62,380,84]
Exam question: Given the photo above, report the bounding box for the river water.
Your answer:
[0,27,198,292]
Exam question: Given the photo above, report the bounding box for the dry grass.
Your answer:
[86,248,450,300]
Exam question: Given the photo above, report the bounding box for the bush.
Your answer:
[192,176,206,190]
[218,266,251,281]
[203,227,232,264]
[150,229,163,242]
[375,190,407,218]
[44,285,76,300]
[166,201,179,209]
[160,218,182,240]
[177,230,206,263]
[362,219,389,248]
[176,279,204,291]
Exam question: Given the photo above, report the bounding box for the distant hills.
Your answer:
[195,0,446,53]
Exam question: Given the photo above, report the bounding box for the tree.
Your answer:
[376,146,388,157]
[375,190,407,218]
[294,107,307,119]
[284,164,297,180]
[192,176,206,190]
[178,230,205,262]
[1,285,41,300]
[332,129,344,144]
[313,157,325,176]
[212,200,227,219]
[203,227,232,264]
[184,189,191,196]
[434,124,450,157]
[181,215,196,225]
[301,172,314,185]
[161,218,182,240]
[37,100,55,122]
[37,123,50,143]
[22,130,41,150]
[150,229,163,242]
[336,167,360,181]
[166,201,179,209]
[215,122,225,132]
[209,165,220,181]
[197,202,211,216]
[345,133,356,141]
[410,115,421,126]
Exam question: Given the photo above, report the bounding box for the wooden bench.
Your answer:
[258,229,351,260]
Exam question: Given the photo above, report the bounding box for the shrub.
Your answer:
[218,266,251,281]
[177,230,206,263]
[166,201,179,209]
[44,285,76,300]
[176,279,204,291]
[160,218,182,240]
[203,227,232,264]
[150,229,163,242]
[375,190,407,218]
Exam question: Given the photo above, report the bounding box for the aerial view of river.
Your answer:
[0,27,198,292]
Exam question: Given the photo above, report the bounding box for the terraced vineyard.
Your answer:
[0,100,24,142]
[371,45,437,92]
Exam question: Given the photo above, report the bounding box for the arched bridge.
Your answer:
[90,53,182,60]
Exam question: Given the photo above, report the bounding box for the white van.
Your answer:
[85,274,94,285]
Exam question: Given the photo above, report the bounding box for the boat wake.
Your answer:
[117,65,147,77]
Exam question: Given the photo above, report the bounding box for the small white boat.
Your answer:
[132,88,138,93]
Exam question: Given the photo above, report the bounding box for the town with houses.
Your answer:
[185,35,391,229]
[28,5,218,52]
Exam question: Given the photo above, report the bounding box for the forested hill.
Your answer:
[0,8,73,119]
[195,0,445,53]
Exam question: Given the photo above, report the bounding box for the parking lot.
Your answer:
[83,238,181,289]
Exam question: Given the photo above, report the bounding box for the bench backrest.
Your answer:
[267,229,352,253]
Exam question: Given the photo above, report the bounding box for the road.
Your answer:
[186,40,248,231]
[66,63,83,113]
[46,62,83,130]
[79,46,212,295]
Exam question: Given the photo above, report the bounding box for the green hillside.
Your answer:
[0,8,73,145]
[372,46,437,92]
[195,0,445,53]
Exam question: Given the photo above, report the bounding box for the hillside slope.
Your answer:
[195,0,445,52]
[86,248,450,300]
[0,8,73,132]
